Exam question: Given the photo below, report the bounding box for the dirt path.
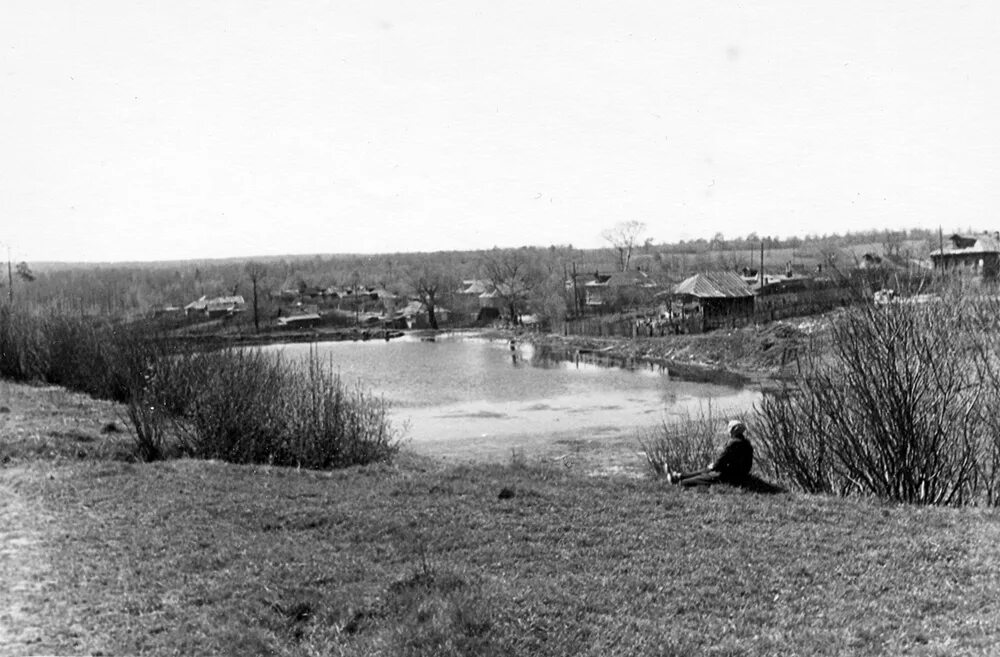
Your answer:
[0,470,59,656]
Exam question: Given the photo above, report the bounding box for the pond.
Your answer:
[268,333,761,472]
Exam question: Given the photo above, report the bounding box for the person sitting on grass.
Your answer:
[667,420,753,487]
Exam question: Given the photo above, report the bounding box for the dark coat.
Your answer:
[711,436,753,481]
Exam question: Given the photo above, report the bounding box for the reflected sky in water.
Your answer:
[268,334,760,443]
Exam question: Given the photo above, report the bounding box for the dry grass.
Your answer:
[0,381,134,464]
[4,381,1000,656]
[4,457,999,656]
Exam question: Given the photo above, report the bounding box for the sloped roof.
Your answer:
[213,296,245,305]
[583,270,655,287]
[673,272,753,298]
[206,296,245,309]
[459,279,491,295]
[930,233,1000,257]
[399,300,450,317]
[184,295,208,310]
[277,313,321,326]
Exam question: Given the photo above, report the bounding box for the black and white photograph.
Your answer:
[2,1,999,654]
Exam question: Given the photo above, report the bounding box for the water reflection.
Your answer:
[270,333,759,444]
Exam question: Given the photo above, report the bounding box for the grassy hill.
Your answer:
[2,381,999,656]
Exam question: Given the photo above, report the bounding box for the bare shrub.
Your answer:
[755,281,1000,505]
[150,347,402,469]
[126,394,171,462]
[0,306,401,469]
[753,389,838,495]
[640,404,740,477]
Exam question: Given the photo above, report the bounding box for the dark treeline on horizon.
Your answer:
[0,226,950,316]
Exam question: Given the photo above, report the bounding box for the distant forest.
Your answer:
[2,227,946,317]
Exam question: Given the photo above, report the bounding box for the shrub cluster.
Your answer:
[0,306,158,402]
[640,404,738,476]
[143,348,401,468]
[754,282,1000,506]
[1,307,401,469]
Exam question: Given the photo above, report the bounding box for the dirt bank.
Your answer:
[518,315,831,388]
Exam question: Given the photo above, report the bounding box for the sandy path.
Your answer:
[0,471,58,657]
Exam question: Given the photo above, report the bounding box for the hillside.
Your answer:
[2,379,999,656]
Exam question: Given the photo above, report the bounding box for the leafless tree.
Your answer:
[602,221,647,272]
[480,249,543,323]
[15,262,34,283]
[406,262,455,330]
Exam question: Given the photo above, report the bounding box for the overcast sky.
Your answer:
[2,1,998,263]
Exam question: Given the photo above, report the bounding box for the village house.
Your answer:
[582,270,657,308]
[671,272,754,331]
[206,296,246,318]
[184,295,246,318]
[457,279,491,296]
[454,279,504,311]
[930,232,1000,279]
[397,299,450,329]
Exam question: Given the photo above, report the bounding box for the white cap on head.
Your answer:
[727,420,746,435]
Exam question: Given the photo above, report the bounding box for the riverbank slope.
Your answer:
[519,314,829,388]
[2,379,999,656]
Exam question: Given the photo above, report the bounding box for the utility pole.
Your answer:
[759,241,764,289]
[572,262,580,315]
[7,247,12,304]
[938,226,945,277]
[563,263,570,315]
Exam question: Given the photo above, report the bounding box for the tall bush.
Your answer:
[0,306,402,468]
[0,305,47,380]
[755,283,1000,505]
[0,307,164,402]
[148,348,402,468]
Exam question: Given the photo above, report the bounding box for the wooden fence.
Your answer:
[557,282,855,338]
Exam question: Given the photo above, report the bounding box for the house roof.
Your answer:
[584,270,655,288]
[673,272,753,298]
[184,295,208,310]
[399,300,450,317]
[930,233,1000,257]
[277,313,321,325]
[186,295,245,310]
[459,279,491,295]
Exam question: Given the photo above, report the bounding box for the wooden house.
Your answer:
[672,272,754,330]
[930,233,1000,279]
[582,270,657,308]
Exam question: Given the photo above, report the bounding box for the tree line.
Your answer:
[3,226,944,322]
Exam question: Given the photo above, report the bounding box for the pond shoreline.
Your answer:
[165,315,824,391]
[512,318,822,391]
[164,326,408,349]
